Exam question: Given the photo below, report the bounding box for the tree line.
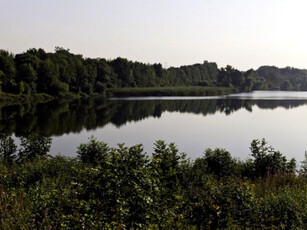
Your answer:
[1,47,307,98]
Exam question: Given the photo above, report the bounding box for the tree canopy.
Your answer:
[1,47,307,98]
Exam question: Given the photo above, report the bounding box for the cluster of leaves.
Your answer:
[0,135,307,229]
[257,66,307,90]
[0,133,51,165]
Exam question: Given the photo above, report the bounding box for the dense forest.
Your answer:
[0,134,306,229]
[1,47,307,99]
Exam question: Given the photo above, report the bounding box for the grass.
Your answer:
[0,92,54,105]
[0,86,237,105]
[0,91,104,106]
[107,86,238,97]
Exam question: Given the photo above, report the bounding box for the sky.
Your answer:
[1,0,307,70]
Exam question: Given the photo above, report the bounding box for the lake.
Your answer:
[2,90,307,163]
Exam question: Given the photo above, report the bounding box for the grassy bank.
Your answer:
[0,86,238,106]
[0,92,54,105]
[0,92,106,107]
[107,86,238,97]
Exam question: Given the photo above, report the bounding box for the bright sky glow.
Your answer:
[1,0,307,70]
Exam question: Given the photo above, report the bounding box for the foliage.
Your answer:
[250,138,296,178]
[300,152,307,177]
[0,134,17,165]
[257,66,307,90]
[77,136,109,166]
[18,133,52,161]
[3,47,307,100]
[0,136,307,229]
[108,86,237,97]
[202,148,236,177]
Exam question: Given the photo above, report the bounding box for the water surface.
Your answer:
[1,91,307,162]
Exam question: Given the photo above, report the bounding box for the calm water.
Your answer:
[2,91,307,162]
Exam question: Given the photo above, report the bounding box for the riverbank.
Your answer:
[0,86,238,107]
[0,91,105,106]
[107,86,238,97]
[0,92,54,105]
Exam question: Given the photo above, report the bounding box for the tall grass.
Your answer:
[107,86,238,97]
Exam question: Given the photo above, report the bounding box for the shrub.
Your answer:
[203,148,236,177]
[250,138,296,178]
[0,134,17,165]
[18,133,52,161]
[300,152,307,177]
[77,136,109,166]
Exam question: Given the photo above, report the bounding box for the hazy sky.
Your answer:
[1,0,307,70]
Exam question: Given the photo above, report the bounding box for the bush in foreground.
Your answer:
[0,136,306,229]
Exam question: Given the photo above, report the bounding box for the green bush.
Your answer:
[250,138,296,178]
[18,133,52,161]
[0,134,17,165]
[0,136,306,229]
[203,148,236,177]
[76,136,109,166]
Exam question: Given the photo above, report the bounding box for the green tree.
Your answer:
[281,79,292,90]
[218,65,233,87]
[111,58,135,87]
[97,58,115,87]
[18,133,52,161]
[0,50,17,92]
[18,63,37,93]
[150,140,186,228]
[0,134,17,165]
[231,69,245,88]
[153,63,163,78]
[300,152,307,177]
[203,148,236,177]
[37,59,60,95]
[108,143,151,228]
[51,80,69,97]
[77,136,109,166]
[250,138,295,177]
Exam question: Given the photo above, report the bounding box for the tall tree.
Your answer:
[0,50,17,92]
